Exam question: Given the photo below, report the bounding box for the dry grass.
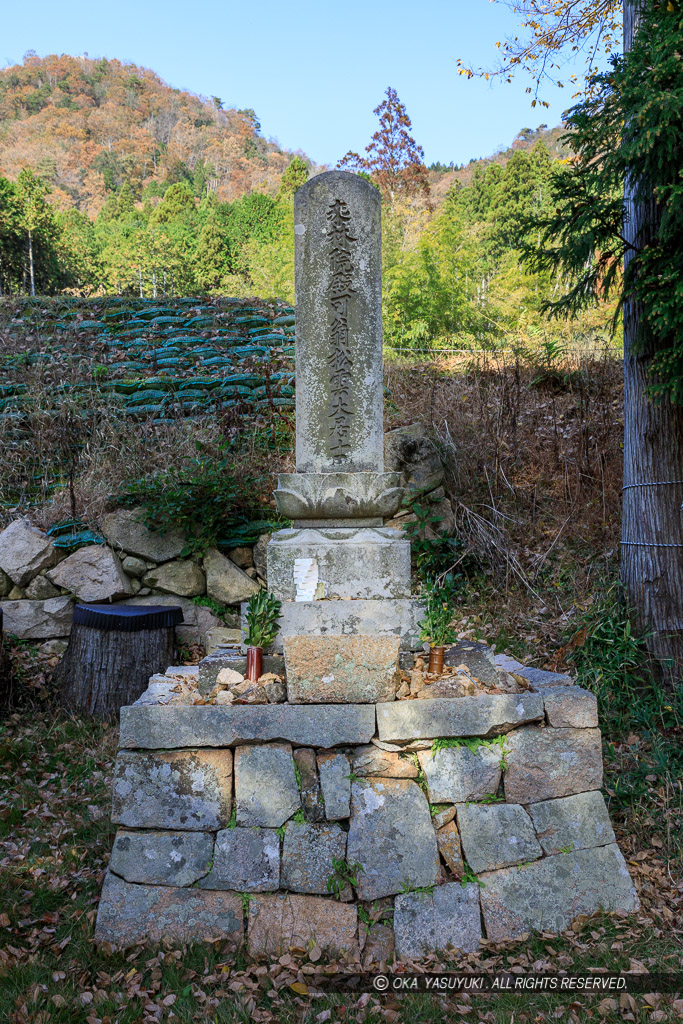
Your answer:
[385,343,624,663]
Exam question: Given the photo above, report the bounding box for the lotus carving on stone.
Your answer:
[275,472,404,520]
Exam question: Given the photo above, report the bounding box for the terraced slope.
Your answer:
[0,297,295,428]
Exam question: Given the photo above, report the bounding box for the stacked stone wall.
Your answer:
[95,680,639,957]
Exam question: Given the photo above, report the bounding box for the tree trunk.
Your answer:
[28,230,35,297]
[56,623,175,720]
[621,0,683,685]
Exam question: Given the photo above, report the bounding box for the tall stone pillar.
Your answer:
[250,171,422,665]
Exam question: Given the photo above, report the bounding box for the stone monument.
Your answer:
[94,171,639,958]
[261,171,422,659]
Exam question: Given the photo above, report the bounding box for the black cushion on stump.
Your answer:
[73,604,184,633]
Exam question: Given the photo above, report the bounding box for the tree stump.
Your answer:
[0,609,14,715]
[56,604,184,720]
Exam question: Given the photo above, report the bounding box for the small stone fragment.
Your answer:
[217,667,244,687]
[231,680,268,704]
[431,804,457,829]
[437,820,464,875]
[351,745,418,778]
[263,679,287,703]
[281,821,347,894]
[317,751,351,819]
[293,748,324,821]
[362,924,395,967]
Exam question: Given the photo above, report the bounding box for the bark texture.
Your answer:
[56,623,175,720]
[0,641,13,715]
[622,0,683,685]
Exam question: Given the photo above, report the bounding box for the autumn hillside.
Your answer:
[0,53,305,215]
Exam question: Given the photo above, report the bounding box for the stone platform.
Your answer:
[95,678,639,957]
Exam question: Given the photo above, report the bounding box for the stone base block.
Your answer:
[248,893,359,957]
[284,634,399,703]
[394,883,482,958]
[119,703,376,749]
[242,597,424,652]
[94,872,244,949]
[267,527,411,601]
[480,844,639,942]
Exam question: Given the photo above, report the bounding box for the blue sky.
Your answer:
[2,0,591,167]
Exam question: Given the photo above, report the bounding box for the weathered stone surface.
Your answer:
[317,752,351,820]
[417,745,501,806]
[281,821,347,894]
[432,804,457,829]
[227,545,254,569]
[0,568,12,598]
[204,547,259,605]
[504,727,603,803]
[102,509,186,562]
[245,597,424,653]
[443,640,499,686]
[7,586,25,599]
[205,627,242,655]
[122,554,147,578]
[264,679,286,703]
[347,779,439,900]
[120,702,376,749]
[437,821,464,875]
[24,575,60,600]
[275,472,403,525]
[267,527,411,600]
[46,545,134,602]
[384,423,444,496]
[284,634,399,704]
[94,872,243,949]
[543,687,599,728]
[480,844,639,941]
[199,827,280,891]
[457,803,542,874]
[352,745,418,779]
[293,748,324,821]
[110,829,213,886]
[0,518,57,587]
[111,749,232,830]
[0,597,73,639]
[248,893,358,957]
[362,924,395,967]
[528,791,615,855]
[394,883,481,958]
[378,694,544,743]
[141,560,205,598]
[253,533,270,581]
[294,171,384,477]
[234,743,300,827]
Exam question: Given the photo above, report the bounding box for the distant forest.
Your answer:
[0,55,607,348]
